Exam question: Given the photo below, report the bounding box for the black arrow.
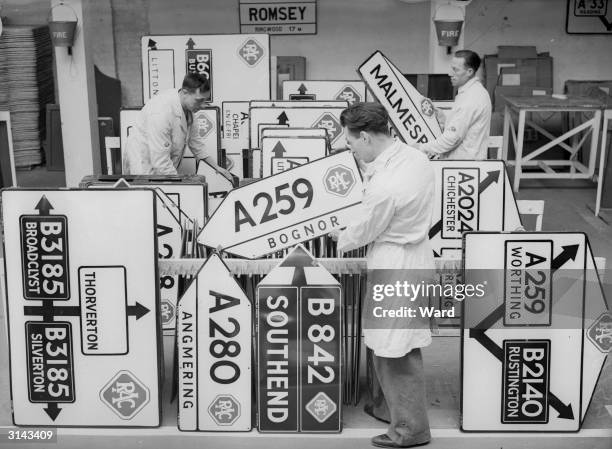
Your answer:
[469,328,503,361]
[552,245,579,270]
[148,39,157,50]
[298,83,307,95]
[475,303,504,331]
[35,195,53,215]
[279,246,315,285]
[548,393,574,420]
[478,170,501,194]
[186,37,195,50]
[128,302,150,320]
[272,141,286,158]
[277,111,289,125]
[598,15,612,31]
[428,220,442,239]
[44,403,62,421]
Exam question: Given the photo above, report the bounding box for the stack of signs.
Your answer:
[198,151,364,259]
[195,159,236,216]
[461,232,610,431]
[249,101,348,169]
[430,160,522,259]
[358,51,442,147]
[261,136,328,177]
[282,80,367,105]
[177,254,251,431]
[222,101,250,176]
[257,245,342,432]
[1,189,161,426]
[142,34,270,104]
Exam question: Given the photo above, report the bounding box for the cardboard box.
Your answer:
[500,66,537,87]
[485,54,553,100]
[498,45,538,59]
[493,86,552,112]
[490,111,505,136]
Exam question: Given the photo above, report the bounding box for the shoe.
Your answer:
[364,404,391,424]
[371,433,430,448]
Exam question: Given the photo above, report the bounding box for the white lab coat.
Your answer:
[122,89,208,175]
[422,77,492,160]
[337,140,435,358]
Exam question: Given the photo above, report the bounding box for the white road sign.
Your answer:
[142,34,270,104]
[120,108,140,156]
[239,1,317,35]
[262,136,327,177]
[282,80,366,105]
[222,101,250,175]
[195,159,236,217]
[462,232,597,431]
[198,151,363,259]
[430,160,522,258]
[358,51,442,146]
[2,189,161,426]
[177,254,252,431]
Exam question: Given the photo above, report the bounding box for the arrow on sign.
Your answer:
[298,83,308,95]
[35,195,53,215]
[599,16,612,31]
[428,220,442,240]
[44,403,62,421]
[186,37,195,50]
[148,39,157,50]
[469,328,503,361]
[128,302,150,320]
[279,245,315,285]
[277,111,289,125]
[478,170,501,193]
[272,141,287,158]
[552,245,579,271]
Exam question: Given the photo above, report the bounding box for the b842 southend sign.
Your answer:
[198,151,363,259]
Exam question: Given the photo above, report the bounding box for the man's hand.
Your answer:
[434,106,446,129]
[215,166,234,183]
[328,229,342,242]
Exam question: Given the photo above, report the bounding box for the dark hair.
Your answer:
[340,102,389,136]
[181,72,210,93]
[454,50,481,73]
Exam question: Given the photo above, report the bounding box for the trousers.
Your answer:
[367,348,431,446]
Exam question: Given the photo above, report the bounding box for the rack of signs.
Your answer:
[358,51,442,147]
[257,246,342,432]
[197,151,364,259]
[282,80,368,105]
[141,34,270,105]
[461,232,610,431]
[177,253,252,431]
[1,189,162,426]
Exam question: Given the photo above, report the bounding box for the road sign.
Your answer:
[177,254,251,431]
[2,189,161,426]
[222,101,250,175]
[461,232,606,431]
[239,1,317,35]
[430,160,522,258]
[198,151,363,259]
[120,108,140,156]
[195,158,236,216]
[282,81,366,106]
[567,0,612,34]
[249,101,348,152]
[142,34,270,104]
[257,246,342,432]
[358,51,442,146]
[262,136,327,177]
[179,106,222,171]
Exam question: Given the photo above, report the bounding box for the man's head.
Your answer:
[449,50,481,88]
[340,102,392,163]
[179,73,211,112]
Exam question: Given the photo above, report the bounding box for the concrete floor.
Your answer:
[0,168,611,448]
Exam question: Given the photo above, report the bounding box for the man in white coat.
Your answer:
[418,50,491,160]
[123,72,232,178]
[332,103,435,448]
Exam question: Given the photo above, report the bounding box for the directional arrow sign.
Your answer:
[282,80,367,105]
[358,51,442,146]
[177,254,252,431]
[2,189,162,426]
[462,232,588,431]
[198,151,363,259]
[262,136,327,177]
[257,245,342,432]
